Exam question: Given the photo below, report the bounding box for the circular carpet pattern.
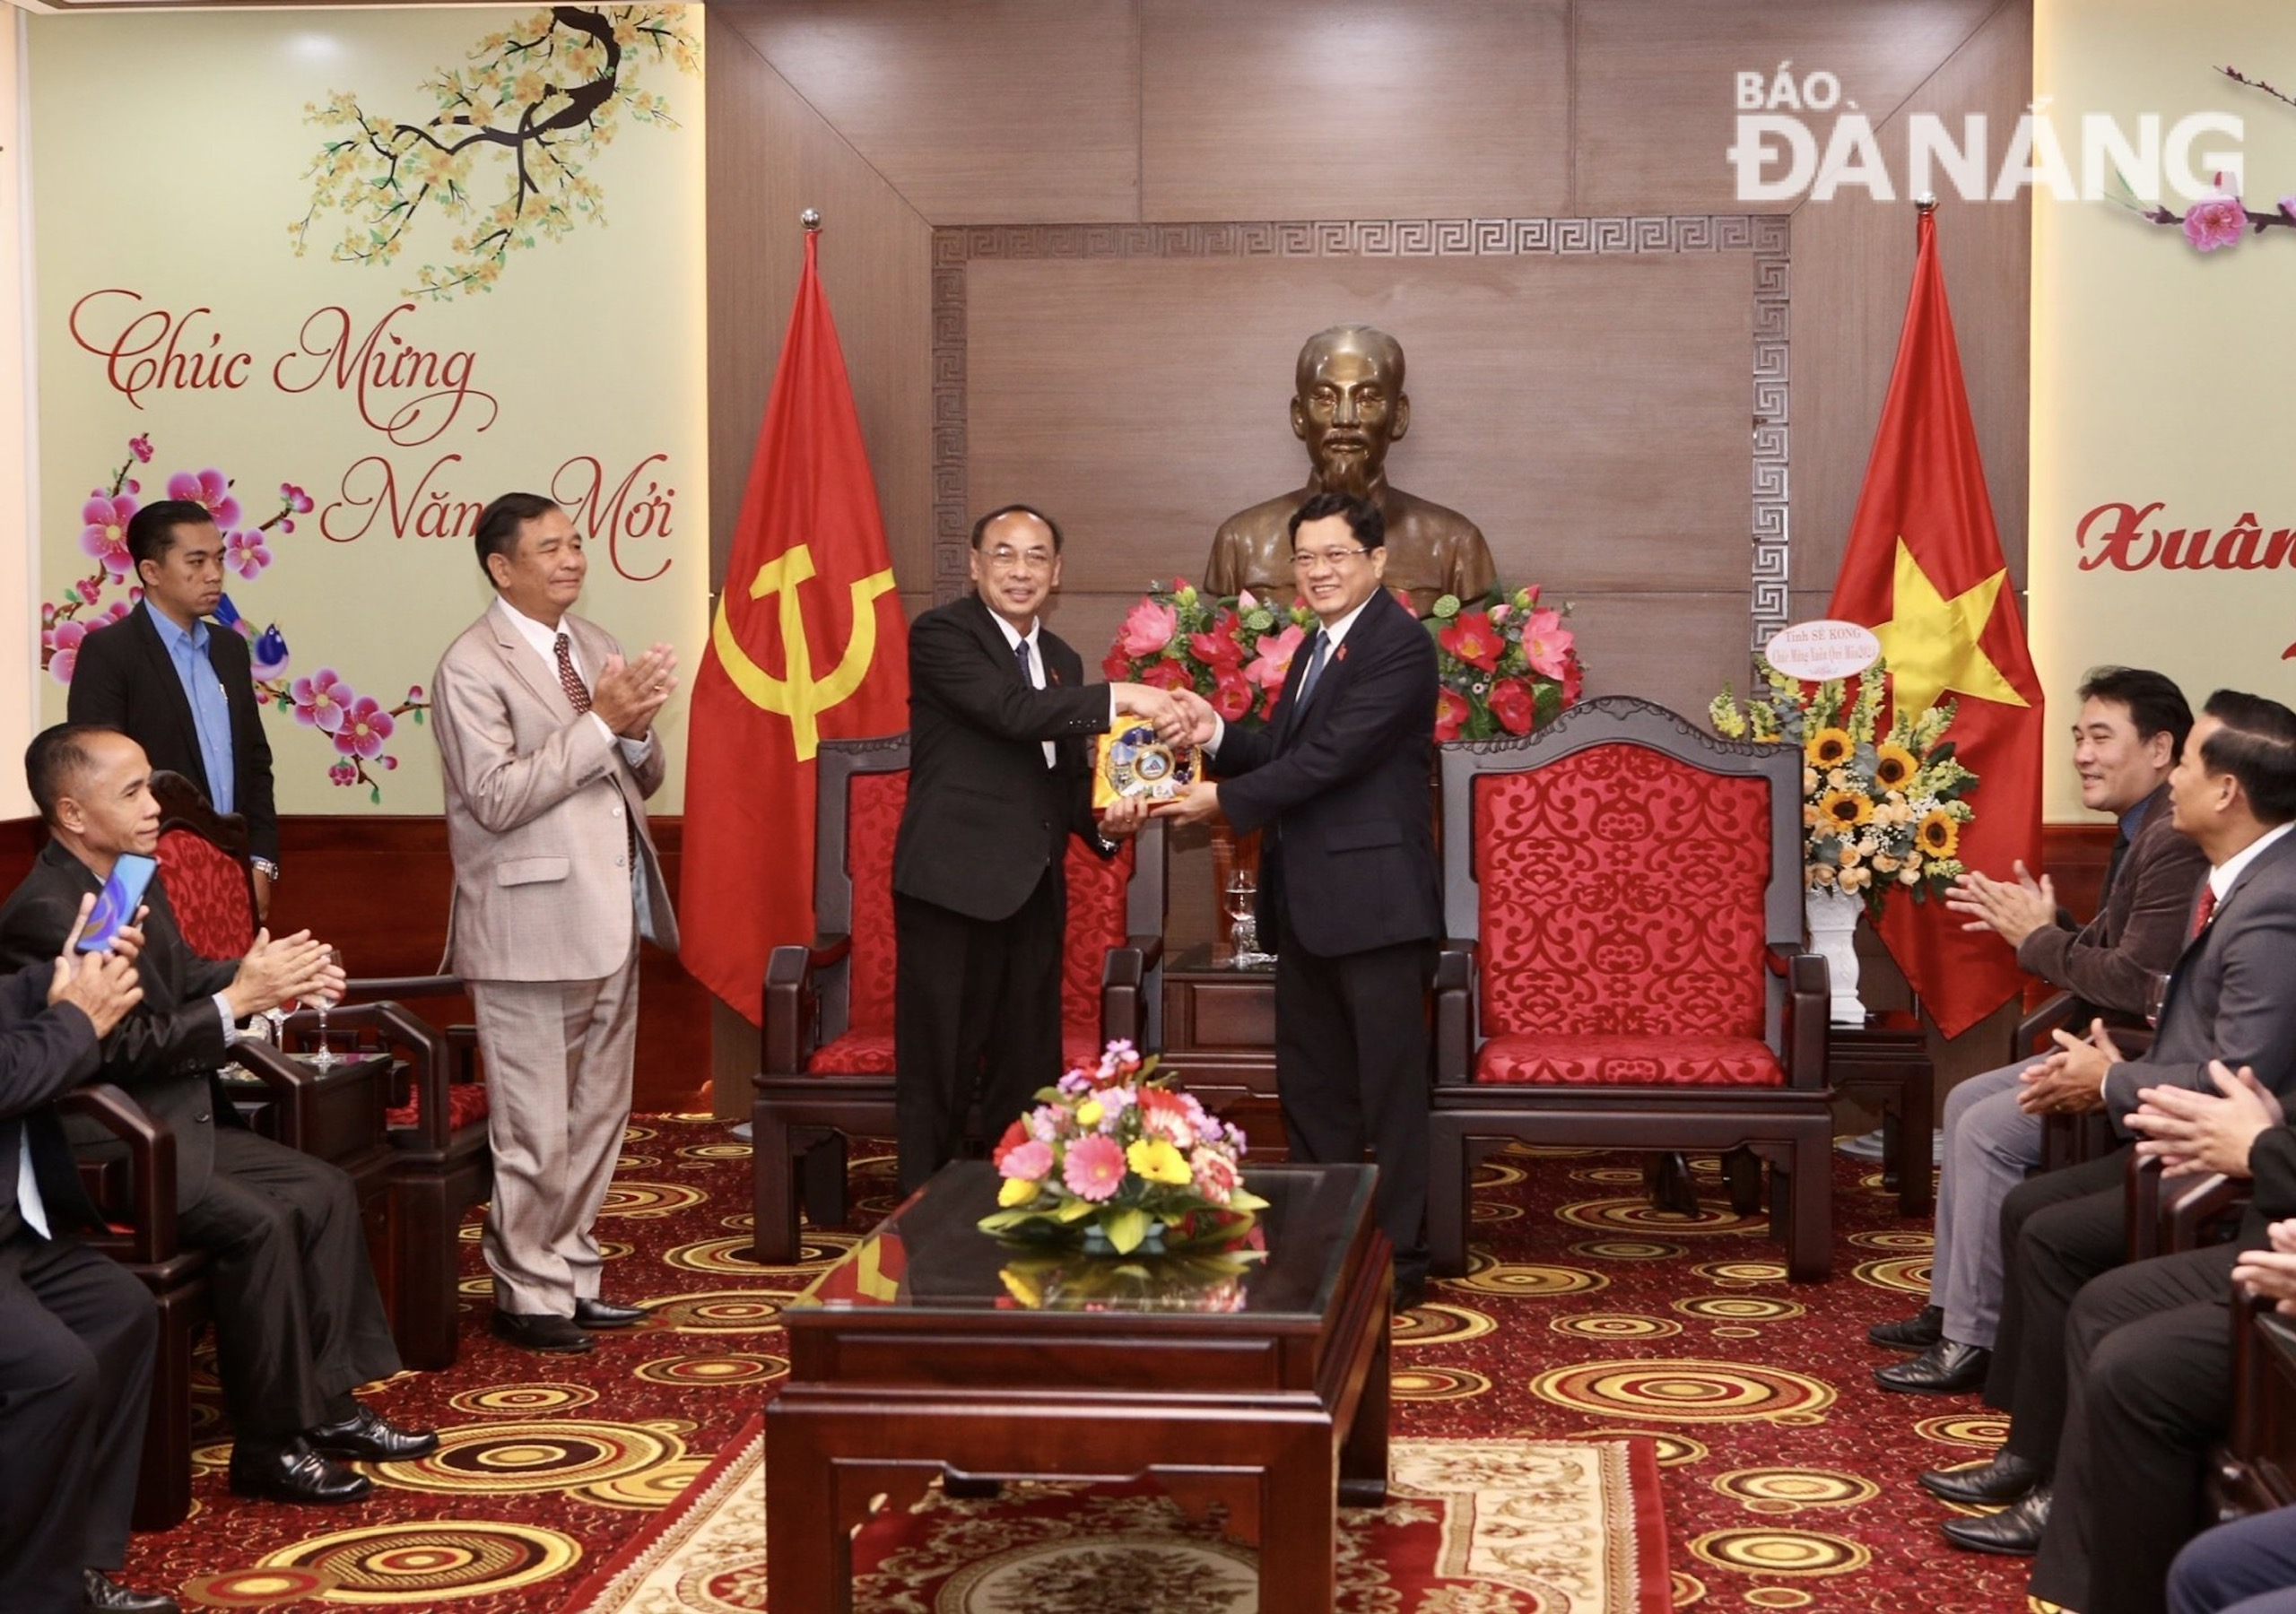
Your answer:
[1530,1358,1836,1425]
[632,1351,789,1386]
[1389,1365,1492,1401]
[1578,1427,1710,1467]
[1389,1302,1497,1346]
[659,1235,777,1275]
[1672,1296,1805,1324]
[1551,1312,1684,1341]
[635,1289,786,1333]
[1571,1238,1689,1262]
[178,1566,338,1606]
[1443,1254,1607,1297]
[1687,1526,1871,1576]
[596,1182,709,1219]
[1690,1259,1788,1286]
[1850,1254,1934,1295]
[1555,1197,1761,1236]
[253,1521,579,1603]
[1711,1467,1880,1511]
[372,1420,683,1496]
[446,1383,598,1418]
[1915,1412,2011,1448]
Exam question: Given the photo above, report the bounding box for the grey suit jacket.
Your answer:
[2103,827,2296,1126]
[431,602,678,983]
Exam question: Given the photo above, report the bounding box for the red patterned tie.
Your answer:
[2191,883,2218,941]
[554,633,591,715]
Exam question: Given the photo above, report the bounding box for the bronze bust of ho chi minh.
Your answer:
[1204,324,1497,620]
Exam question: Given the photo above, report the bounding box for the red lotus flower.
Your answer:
[1211,669,1253,722]
[1562,658,1585,705]
[1439,611,1502,672]
[1490,678,1535,735]
[1521,608,1574,680]
[1434,687,1469,742]
[1188,610,1246,670]
[1101,650,1131,681]
[1244,624,1303,693]
[1138,661,1190,692]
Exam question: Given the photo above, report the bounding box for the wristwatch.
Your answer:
[251,858,280,881]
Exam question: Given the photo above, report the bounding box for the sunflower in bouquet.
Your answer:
[1709,656,1980,915]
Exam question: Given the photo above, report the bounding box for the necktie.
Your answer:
[1014,638,1033,685]
[1293,629,1332,711]
[554,633,591,715]
[2191,883,2219,941]
[2100,829,2131,907]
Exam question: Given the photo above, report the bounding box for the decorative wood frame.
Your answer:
[931,216,1791,649]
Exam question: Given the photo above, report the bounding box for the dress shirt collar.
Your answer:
[493,595,578,670]
[1317,594,1376,652]
[983,608,1040,662]
[149,601,210,655]
[2212,820,2294,902]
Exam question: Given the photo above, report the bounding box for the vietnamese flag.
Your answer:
[681,230,909,1023]
[1828,206,2043,1038]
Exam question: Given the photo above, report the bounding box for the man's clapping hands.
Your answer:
[2129,1060,2283,1178]
[223,929,344,1020]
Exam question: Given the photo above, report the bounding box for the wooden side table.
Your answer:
[1160,942,1286,1150]
[1827,1011,1935,1215]
[770,1162,1391,1612]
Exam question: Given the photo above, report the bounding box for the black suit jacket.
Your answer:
[891,594,1111,922]
[0,843,238,1209]
[68,600,278,863]
[1210,587,1442,958]
[0,959,104,1240]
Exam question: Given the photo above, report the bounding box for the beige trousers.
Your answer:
[470,937,639,1316]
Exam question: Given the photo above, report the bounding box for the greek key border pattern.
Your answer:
[930,216,1790,646]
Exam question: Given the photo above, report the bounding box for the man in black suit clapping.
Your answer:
[1161,490,1444,1310]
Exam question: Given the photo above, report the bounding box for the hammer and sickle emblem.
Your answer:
[711,542,897,761]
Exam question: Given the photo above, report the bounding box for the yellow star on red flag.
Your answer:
[1870,539,2030,718]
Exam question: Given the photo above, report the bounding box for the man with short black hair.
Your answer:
[432,492,679,1355]
[1872,666,2207,1395]
[0,725,429,1507]
[68,499,279,917]
[890,504,1173,1191]
[1161,490,1445,1310]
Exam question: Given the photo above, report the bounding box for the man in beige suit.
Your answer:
[431,491,679,1355]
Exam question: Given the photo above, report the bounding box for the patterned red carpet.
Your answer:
[121,1120,2034,1611]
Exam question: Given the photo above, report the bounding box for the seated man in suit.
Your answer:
[68,498,280,918]
[1914,690,2296,1601]
[1,901,177,1614]
[1874,667,2206,1393]
[0,725,436,1506]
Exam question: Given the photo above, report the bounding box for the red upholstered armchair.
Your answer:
[1429,698,1835,1280]
[752,733,1168,1263]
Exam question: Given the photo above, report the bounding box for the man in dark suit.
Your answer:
[68,499,279,918]
[1914,691,2296,1600]
[1161,490,1443,1309]
[1873,667,2206,1393]
[891,504,1177,1192]
[0,902,178,1614]
[0,725,433,1507]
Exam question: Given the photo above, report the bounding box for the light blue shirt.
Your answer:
[153,606,236,816]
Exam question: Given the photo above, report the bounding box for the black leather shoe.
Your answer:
[308,1403,439,1462]
[1869,1304,1945,1351]
[1919,1449,2042,1506]
[83,1568,179,1613]
[492,1309,595,1354]
[1874,1339,1991,1394]
[1940,1486,2050,1555]
[227,1437,373,1504]
[1393,1276,1428,1315]
[574,1297,648,1329]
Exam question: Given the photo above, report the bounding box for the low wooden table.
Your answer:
[769,1161,1392,1612]
[1827,1011,1935,1216]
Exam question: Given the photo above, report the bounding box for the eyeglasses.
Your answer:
[984,544,1057,572]
[1289,547,1370,571]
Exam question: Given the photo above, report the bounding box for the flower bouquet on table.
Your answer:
[1101,581,1315,729]
[1426,586,1584,742]
[996,1241,1264,1313]
[979,1040,1265,1256]
[1709,656,1980,914]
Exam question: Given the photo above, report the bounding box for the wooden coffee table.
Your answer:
[768,1161,1392,1612]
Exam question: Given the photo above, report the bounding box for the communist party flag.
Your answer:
[681,230,908,1023]
[1828,207,2043,1039]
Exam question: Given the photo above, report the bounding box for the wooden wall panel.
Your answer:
[1574,0,2005,215]
[1789,0,2032,596]
[715,0,1141,224]
[706,16,936,593]
[1140,0,1571,221]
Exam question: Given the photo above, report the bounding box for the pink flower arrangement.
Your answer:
[333,696,396,759]
[1426,586,1585,742]
[166,467,242,531]
[292,668,352,732]
[127,435,152,464]
[1118,598,1178,658]
[982,1039,1263,1254]
[81,493,138,577]
[225,530,272,580]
